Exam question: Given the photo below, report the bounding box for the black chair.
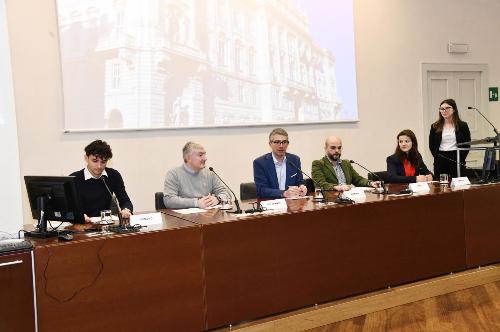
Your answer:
[304,178,315,193]
[367,171,389,183]
[155,192,166,210]
[240,182,257,201]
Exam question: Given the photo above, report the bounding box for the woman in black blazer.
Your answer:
[429,99,471,178]
[386,129,433,183]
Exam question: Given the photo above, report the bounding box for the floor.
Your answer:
[307,280,500,332]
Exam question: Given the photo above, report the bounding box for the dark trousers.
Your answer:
[433,150,465,179]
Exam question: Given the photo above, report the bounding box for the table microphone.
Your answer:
[468,106,500,136]
[208,167,242,214]
[436,153,480,179]
[102,177,139,233]
[101,177,124,226]
[287,161,326,202]
[349,160,386,194]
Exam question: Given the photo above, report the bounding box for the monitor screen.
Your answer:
[24,176,85,224]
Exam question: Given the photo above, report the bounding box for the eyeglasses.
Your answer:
[271,140,289,145]
[439,106,453,111]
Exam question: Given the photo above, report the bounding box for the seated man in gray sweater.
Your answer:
[163,141,231,209]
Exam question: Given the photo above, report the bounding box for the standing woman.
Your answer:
[387,129,433,183]
[429,99,471,178]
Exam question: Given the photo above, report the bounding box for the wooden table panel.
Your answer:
[33,217,205,332]
[463,184,500,267]
[201,190,467,329]
[0,250,35,332]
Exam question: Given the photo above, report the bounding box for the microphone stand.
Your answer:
[102,177,138,233]
[349,160,386,194]
[468,106,500,180]
[437,153,482,182]
[287,161,326,202]
[208,167,242,214]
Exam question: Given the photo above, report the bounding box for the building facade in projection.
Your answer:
[57,0,342,129]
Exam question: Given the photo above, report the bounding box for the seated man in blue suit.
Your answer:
[253,128,307,199]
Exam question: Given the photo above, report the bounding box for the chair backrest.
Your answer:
[240,182,257,201]
[155,192,166,210]
[304,178,315,193]
[367,171,389,183]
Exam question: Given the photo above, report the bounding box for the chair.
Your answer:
[367,171,389,183]
[155,192,166,210]
[240,182,257,201]
[304,178,315,193]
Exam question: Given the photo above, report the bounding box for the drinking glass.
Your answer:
[439,174,449,185]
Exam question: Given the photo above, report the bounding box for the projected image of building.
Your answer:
[57,0,343,129]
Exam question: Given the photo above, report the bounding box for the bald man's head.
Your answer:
[325,136,343,161]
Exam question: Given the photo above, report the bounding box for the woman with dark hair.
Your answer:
[429,98,471,178]
[386,129,433,183]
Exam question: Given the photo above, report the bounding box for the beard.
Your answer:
[327,152,341,161]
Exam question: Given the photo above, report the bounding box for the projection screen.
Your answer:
[57,0,357,131]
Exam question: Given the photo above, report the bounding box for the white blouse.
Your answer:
[439,127,457,151]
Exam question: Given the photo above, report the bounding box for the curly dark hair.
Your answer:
[394,129,422,166]
[84,140,113,160]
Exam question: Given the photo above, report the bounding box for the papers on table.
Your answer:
[172,208,208,214]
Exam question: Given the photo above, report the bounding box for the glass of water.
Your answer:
[439,174,449,185]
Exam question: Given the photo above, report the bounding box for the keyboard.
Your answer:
[0,239,33,253]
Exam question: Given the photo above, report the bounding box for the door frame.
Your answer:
[421,62,489,169]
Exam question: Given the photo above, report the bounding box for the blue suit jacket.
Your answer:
[253,153,304,198]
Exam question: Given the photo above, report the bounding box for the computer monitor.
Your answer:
[24,176,84,238]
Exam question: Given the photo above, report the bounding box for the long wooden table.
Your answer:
[22,183,500,331]
[165,185,468,328]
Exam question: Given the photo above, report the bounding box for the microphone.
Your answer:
[287,161,325,202]
[349,160,385,193]
[468,107,499,136]
[436,153,480,179]
[101,177,124,226]
[208,167,242,214]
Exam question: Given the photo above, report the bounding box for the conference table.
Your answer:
[18,183,500,331]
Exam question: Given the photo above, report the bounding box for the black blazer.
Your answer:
[386,154,432,183]
[429,121,471,162]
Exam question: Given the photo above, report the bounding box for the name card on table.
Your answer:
[260,199,288,211]
[409,182,430,193]
[130,212,163,226]
[451,177,471,188]
[343,188,366,202]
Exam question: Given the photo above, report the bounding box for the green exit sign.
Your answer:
[490,87,498,101]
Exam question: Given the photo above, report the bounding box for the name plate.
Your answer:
[343,188,366,202]
[409,182,430,193]
[130,212,163,226]
[260,198,288,211]
[451,176,471,188]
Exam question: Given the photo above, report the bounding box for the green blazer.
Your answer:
[311,156,370,190]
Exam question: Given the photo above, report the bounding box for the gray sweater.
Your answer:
[163,164,231,209]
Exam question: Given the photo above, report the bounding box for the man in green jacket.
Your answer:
[312,136,379,191]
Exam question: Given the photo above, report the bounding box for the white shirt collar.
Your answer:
[84,167,108,180]
[272,153,287,165]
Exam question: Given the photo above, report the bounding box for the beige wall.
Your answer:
[6,0,500,226]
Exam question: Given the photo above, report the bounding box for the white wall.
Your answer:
[0,0,22,235]
[5,0,500,227]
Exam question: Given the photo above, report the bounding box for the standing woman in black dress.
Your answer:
[429,98,471,178]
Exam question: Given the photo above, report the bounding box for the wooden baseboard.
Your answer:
[218,264,500,331]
